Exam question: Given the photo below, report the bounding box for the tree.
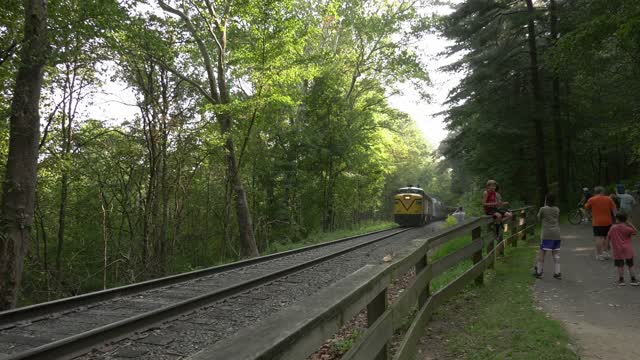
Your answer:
[3,0,444,306]
[0,0,48,310]
[547,0,566,206]
[523,0,548,205]
[439,0,640,206]
[156,0,262,257]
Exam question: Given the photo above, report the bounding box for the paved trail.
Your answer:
[535,207,640,360]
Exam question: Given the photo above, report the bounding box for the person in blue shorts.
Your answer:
[534,194,562,279]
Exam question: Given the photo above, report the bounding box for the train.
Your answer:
[393,185,448,226]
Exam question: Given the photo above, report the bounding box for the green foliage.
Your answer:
[3,0,448,305]
[265,221,395,254]
[443,215,458,229]
[438,0,640,209]
[330,329,363,355]
[430,234,471,262]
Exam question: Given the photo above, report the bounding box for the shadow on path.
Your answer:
[534,206,640,360]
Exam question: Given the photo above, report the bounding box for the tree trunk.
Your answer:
[157,71,170,274]
[100,191,108,290]
[323,168,336,232]
[217,26,258,258]
[157,0,259,258]
[55,172,69,277]
[158,128,169,273]
[0,0,48,311]
[549,0,567,206]
[224,135,259,257]
[524,0,548,205]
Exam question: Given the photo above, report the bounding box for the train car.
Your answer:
[431,198,448,221]
[393,186,448,226]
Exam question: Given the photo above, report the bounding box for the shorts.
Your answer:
[540,240,561,251]
[486,208,508,216]
[593,225,611,237]
[614,258,634,267]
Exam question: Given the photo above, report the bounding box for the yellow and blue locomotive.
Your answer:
[393,186,447,226]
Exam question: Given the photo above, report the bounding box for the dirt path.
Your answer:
[534,207,640,360]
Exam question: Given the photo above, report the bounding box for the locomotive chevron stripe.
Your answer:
[393,186,448,227]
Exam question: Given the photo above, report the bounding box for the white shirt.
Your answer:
[453,211,465,224]
[618,193,636,213]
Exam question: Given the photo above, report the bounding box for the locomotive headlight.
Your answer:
[404,196,411,200]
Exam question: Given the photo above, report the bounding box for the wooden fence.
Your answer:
[190,207,536,360]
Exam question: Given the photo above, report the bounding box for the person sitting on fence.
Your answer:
[452,206,465,224]
[607,212,639,286]
[483,180,512,225]
[534,194,562,279]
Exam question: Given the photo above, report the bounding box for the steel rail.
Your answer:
[4,227,413,360]
[0,226,403,325]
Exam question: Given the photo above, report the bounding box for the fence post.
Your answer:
[498,222,505,257]
[486,223,495,269]
[367,289,388,360]
[509,216,516,248]
[415,255,429,306]
[472,226,483,285]
[515,210,525,247]
[526,209,535,240]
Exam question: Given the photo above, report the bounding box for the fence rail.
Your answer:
[189,207,536,360]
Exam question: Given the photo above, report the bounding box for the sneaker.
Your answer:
[533,266,542,278]
[602,252,611,260]
[618,278,626,286]
[631,278,639,286]
[553,273,562,280]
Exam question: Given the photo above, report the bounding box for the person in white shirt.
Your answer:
[452,206,465,224]
[616,187,636,220]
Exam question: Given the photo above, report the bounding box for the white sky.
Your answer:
[388,3,461,149]
[87,2,462,148]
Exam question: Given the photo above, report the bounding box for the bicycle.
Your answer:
[568,205,591,225]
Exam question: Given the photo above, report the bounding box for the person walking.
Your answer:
[534,194,562,279]
[585,186,617,260]
[608,212,639,286]
[616,184,636,220]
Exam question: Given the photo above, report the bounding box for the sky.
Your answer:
[87,2,463,149]
[388,3,462,149]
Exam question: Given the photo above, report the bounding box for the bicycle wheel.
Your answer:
[568,209,582,225]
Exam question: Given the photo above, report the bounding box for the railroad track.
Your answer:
[0,226,416,360]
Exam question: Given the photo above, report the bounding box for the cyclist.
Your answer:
[579,187,593,223]
[579,187,593,205]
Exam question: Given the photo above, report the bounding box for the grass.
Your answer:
[429,234,473,291]
[330,329,364,355]
[422,241,578,360]
[431,234,472,262]
[265,220,396,254]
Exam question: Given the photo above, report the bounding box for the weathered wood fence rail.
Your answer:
[190,207,535,360]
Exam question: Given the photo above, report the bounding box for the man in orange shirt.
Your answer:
[585,186,617,260]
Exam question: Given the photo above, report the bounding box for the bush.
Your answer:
[443,215,458,228]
